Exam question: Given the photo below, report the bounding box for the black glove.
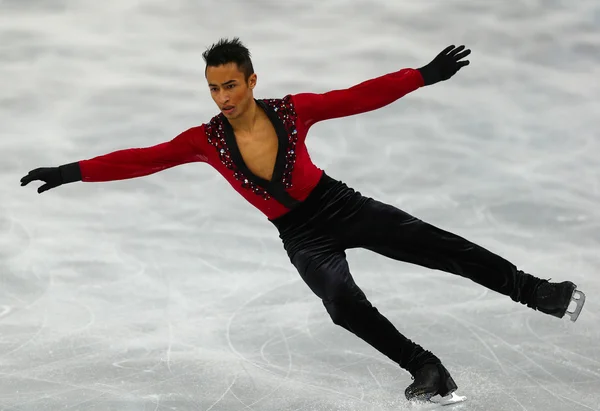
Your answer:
[20,162,82,194]
[418,45,471,86]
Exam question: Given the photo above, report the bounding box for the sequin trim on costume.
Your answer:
[204,95,299,199]
[205,119,272,200]
[261,95,299,189]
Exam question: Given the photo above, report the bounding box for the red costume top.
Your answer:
[78,68,424,220]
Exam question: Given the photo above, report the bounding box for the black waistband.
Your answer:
[269,171,368,236]
[269,171,340,231]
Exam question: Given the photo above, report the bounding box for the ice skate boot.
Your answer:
[533,280,586,322]
[405,363,466,405]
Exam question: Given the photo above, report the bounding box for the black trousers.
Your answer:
[270,172,543,375]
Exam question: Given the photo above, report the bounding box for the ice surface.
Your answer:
[1,0,600,410]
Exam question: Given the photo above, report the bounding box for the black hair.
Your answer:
[202,37,254,81]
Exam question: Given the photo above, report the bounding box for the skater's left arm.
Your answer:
[292,45,471,130]
[291,68,424,130]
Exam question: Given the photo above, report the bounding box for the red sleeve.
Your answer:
[79,125,208,182]
[291,68,424,130]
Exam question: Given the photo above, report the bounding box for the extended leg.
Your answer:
[334,198,584,320]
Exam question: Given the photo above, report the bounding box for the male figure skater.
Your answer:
[20,38,585,404]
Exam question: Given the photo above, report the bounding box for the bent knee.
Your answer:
[323,296,373,326]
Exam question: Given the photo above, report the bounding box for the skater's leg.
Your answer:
[290,243,439,375]
[335,198,543,307]
[270,173,462,400]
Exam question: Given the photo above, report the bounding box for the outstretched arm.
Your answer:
[292,45,471,130]
[79,126,207,182]
[292,68,424,130]
[21,126,208,193]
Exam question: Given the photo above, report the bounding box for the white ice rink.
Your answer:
[2,0,600,410]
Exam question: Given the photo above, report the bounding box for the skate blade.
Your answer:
[429,392,467,406]
[566,289,585,322]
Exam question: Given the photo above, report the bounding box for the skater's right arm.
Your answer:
[20,126,208,193]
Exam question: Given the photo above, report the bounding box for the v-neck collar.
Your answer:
[221,99,289,188]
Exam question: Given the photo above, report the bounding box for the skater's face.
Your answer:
[206,63,257,119]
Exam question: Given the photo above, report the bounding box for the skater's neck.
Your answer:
[229,99,261,134]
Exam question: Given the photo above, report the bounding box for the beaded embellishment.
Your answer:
[261,95,298,189]
[204,95,299,199]
[204,120,272,200]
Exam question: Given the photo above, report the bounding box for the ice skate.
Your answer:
[405,363,466,405]
[534,280,586,322]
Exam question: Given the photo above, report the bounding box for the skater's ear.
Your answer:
[248,73,257,90]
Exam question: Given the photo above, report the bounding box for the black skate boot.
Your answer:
[405,363,462,404]
[533,280,586,322]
